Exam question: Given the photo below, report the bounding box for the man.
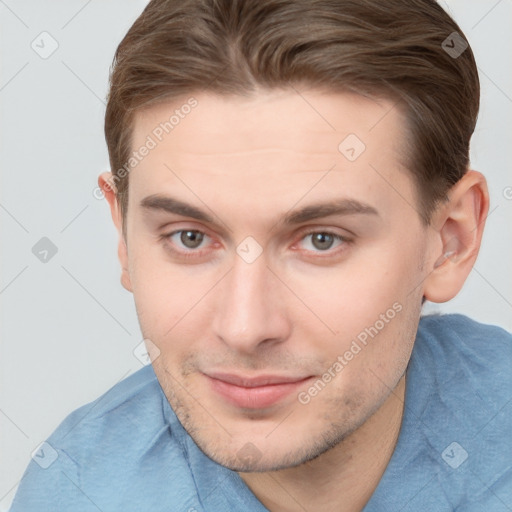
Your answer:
[10,0,511,510]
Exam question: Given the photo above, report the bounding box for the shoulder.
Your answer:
[46,364,171,453]
[10,365,201,511]
[57,364,165,428]
[415,313,512,383]
[412,313,512,420]
[366,314,512,511]
[418,312,511,347]
[409,314,512,508]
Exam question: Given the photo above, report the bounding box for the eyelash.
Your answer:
[160,227,350,261]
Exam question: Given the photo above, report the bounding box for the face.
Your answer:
[120,89,433,471]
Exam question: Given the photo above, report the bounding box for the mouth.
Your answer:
[203,371,314,409]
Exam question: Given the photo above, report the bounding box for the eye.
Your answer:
[167,229,210,251]
[297,231,346,253]
[161,227,349,260]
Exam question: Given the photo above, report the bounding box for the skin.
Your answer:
[99,88,488,511]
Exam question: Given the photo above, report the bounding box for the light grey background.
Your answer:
[1,0,511,508]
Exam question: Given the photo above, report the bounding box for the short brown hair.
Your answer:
[104,0,479,225]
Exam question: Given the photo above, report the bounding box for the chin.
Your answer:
[190,420,353,473]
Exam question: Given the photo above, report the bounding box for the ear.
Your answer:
[98,172,133,293]
[423,170,489,303]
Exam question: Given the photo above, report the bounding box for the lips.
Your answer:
[204,372,313,409]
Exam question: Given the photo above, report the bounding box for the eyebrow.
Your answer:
[140,194,379,227]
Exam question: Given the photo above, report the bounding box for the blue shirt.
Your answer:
[10,314,512,511]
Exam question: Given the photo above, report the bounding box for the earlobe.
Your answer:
[98,172,133,293]
[118,241,133,293]
[423,170,489,303]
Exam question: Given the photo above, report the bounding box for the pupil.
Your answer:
[313,233,333,250]
[181,230,203,248]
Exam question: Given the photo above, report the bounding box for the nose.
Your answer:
[212,249,291,354]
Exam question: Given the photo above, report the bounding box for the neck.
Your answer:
[238,375,406,512]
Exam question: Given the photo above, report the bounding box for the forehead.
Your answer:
[132,88,403,155]
[127,89,416,227]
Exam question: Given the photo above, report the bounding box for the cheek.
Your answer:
[290,248,416,336]
[127,242,226,356]
[127,244,185,334]
[293,242,422,379]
